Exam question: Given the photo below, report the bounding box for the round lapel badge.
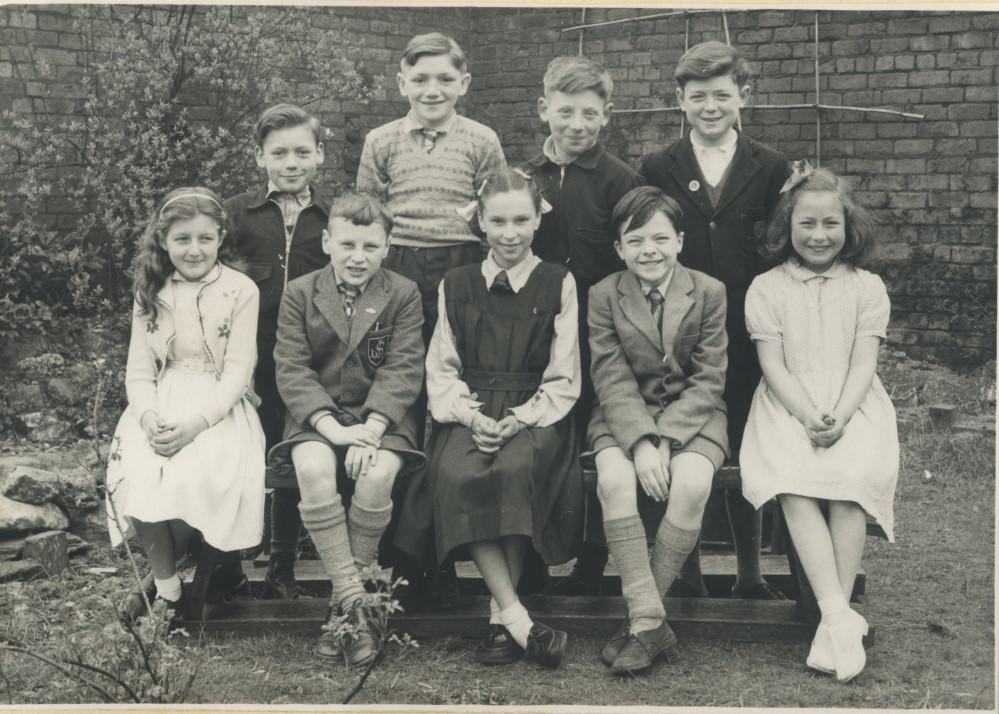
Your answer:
[688,179,701,192]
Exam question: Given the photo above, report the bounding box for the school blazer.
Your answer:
[587,264,729,457]
[640,133,790,303]
[274,265,425,438]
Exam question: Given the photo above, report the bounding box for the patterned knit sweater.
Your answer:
[355,113,506,247]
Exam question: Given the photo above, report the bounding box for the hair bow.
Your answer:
[779,159,814,194]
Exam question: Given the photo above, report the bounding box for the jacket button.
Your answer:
[709,221,717,230]
[343,392,352,400]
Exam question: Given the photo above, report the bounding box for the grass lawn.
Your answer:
[1,354,995,708]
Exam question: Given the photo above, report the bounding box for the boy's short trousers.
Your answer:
[589,432,726,473]
[267,428,426,485]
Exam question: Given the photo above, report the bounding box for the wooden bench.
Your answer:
[161,462,878,645]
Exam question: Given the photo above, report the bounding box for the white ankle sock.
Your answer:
[154,574,182,602]
[497,601,533,648]
[818,594,851,626]
[489,597,500,625]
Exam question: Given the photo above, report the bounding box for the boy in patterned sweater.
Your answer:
[356,31,506,588]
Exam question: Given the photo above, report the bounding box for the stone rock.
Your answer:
[66,533,91,557]
[0,536,25,561]
[47,376,79,406]
[5,382,46,412]
[0,464,61,504]
[22,530,68,575]
[17,410,75,443]
[69,499,108,544]
[55,465,101,512]
[0,495,69,531]
[16,352,65,377]
[0,560,43,583]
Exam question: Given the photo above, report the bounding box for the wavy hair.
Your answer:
[764,167,879,269]
[132,187,227,322]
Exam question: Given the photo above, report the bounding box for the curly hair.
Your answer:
[132,187,227,322]
[763,167,879,269]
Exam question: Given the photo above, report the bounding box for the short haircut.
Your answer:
[543,55,613,101]
[400,32,467,72]
[674,41,752,89]
[254,103,321,147]
[611,186,684,237]
[329,191,394,236]
[764,167,878,269]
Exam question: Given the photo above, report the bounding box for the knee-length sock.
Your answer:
[299,498,365,610]
[651,517,701,602]
[347,500,393,569]
[605,515,665,634]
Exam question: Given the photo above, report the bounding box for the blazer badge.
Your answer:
[367,333,388,367]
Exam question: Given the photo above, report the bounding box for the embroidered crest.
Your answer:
[367,333,388,367]
[688,180,701,192]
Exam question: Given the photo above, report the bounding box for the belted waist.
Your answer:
[462,368,542,392]
[164,358,213,373]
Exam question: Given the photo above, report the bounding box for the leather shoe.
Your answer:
[476,624,524,665]
[342,607,380,669]
[610,620,677,675]
[317,605,342,660]
[600,619,630,667]
[264,557,300,600]
[525,622,567,669]
[155,593,186,634]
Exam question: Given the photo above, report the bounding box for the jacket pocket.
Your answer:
[739,208,767,241]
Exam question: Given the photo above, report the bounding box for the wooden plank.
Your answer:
[241,555,865,598]
[190,594,873,644]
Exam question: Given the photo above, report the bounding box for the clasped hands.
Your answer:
[803,410,846,448]
[318,418,385,481]
[140,411,208,457]
[469,411,523,454]
[633,437,672,503]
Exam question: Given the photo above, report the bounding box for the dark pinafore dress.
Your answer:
[419,261,583,567]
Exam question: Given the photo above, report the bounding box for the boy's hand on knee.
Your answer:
[634,438,669,502]
[345,444,379,480]
[323,422,381,448]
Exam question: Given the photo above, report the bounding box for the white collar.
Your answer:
[690,129,738,154]
[482,251,540,293]
[639,268,675,300]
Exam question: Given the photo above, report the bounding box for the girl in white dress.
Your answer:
[107,187,265,616]
[739,163,899,683]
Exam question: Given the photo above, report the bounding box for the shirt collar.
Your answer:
[785,256,846,282]
[690,128,738,155]
[171,263,222,284]
[403,110,457,136]
[482,251,540,293]
[541,135,605,170]
[638,268,675,300]
[266,180,312,204]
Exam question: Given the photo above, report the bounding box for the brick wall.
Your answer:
[465,8,998,368]
[2,5,996,367]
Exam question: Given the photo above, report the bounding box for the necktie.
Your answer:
[420,128,441,153]
[338,282,360,319]
[647,289,664,332]
[491,270,513,293]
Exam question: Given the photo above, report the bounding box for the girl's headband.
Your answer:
[456,170,553,223]
[160,192,223,214]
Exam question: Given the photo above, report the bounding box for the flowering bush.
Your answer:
[0,5,374,338]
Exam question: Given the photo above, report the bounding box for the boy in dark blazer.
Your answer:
[224,104,334,599]
[640,41,791,600]
[588,187,728,675]
[272,192,425,667]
